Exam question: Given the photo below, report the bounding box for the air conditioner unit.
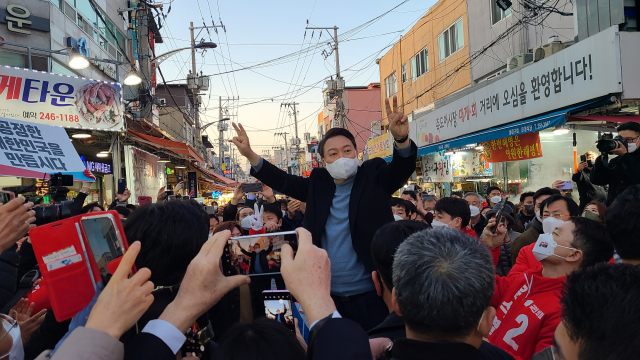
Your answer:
[507,53,533,71]
[336,78,345,90]
[197,76,210,91]
[326,80,337,91]
[158,98,167,106]
[533,42,564,62]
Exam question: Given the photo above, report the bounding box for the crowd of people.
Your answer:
[0,97,639,360]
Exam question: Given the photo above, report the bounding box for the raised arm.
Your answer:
[230,123,310,201]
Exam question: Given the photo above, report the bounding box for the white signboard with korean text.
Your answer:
[413,26,623,150]
[422,152,452,183]
[124,145,166,203]
[0,66,124,131]
[0,117,92,181]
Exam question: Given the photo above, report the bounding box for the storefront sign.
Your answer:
[422,152,452,183]
[0,66,124,130]
[0,117,92,181]
[0,4,50,35]
[451,151,492,177]
[124,145,166,203]
[413,26,622,150]
[366,132,392,159]
[81,156,112,174]
[188,171,197,197]
[482,132,543,163]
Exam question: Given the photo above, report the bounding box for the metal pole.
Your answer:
[334,27,340,79]
[190,22,201,145]
[27,47,32,70]
[218,96,224,174]
[138,2,152,120]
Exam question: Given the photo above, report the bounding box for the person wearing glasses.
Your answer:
[591,122,640,206]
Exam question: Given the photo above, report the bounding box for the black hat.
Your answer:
[486,203,514,224]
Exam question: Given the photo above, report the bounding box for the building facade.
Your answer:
[155,84,196,145]
[378,0,471,129]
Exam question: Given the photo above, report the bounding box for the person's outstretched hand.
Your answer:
[230,123,261,166]
[116,188,131,202]
[281,228,336,326]
[9,298,47,343]
[231,183,245,206]
[174,181,185,195]
[385,95,409,148]
[0,197,35,254]
[159,230,250,333]
[156,185,166,203]
[85,241,154,339]
[481,218,508,250]
[258,184,276,203]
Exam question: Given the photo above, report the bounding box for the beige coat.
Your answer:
[35,327,124,360]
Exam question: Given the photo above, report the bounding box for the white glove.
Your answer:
[250,204,264,231]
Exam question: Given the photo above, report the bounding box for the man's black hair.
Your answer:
[212,318,305,360]
[209,213,218,219]
[371,221,431,291]
[391,197,412,215]
[533,187,561,204]
[568,217,614,268]
[540,195,580,217]
[451,191,463,198]
[405,201,418,216]
[262,202,283,222]
[519,191,535,203]
[80,202,104,214]
[434,197,471,227]
[606,185,640,260]
[616,121,640,133]
[125,204,137,211]
[561,264,640,360]
[401,190,417,201]
[487,186,502,195]
[124,201,209,285]
[114,206,131,219]
[317,128,357,158]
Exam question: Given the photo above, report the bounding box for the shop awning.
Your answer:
[401,97,614,159]
[568,114,640,124]
[189,161,236,186]
[127,130,205,164]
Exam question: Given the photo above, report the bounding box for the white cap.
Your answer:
[470,205,480,217]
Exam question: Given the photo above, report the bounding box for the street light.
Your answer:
[201,117,230,132]
[68,50,90,69]
[123,67,142,86]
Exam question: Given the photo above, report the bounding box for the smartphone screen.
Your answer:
[241,183,263,193]
[81,216,124,284]
[225,231,297,276]
[263,290,294,331]
[117,179,126,194]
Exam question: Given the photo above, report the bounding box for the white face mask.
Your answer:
[0,319,24,360]
[490,196,502,204]
[393,214,404,221]
[325,157,359,180]
[542,217,565,234]
[240,216,252,230]
[431,219,455,228]
[470,205,480,217]
[532,233,575,262]
[213,206,218,212]
[535,210,543,223]
[282,210,286,217]
[628,142,638,153]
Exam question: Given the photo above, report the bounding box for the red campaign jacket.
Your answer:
[488,266,565,360]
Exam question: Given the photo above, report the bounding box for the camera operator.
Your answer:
[591,122,640,205]
[572,151,607,210]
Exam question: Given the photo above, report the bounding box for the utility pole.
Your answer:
[218,96,224,175]
[282,102,301,175]
[306,25,344,128]
[138,1,152,120]
[275,132,290,172]
[189,22,223,164]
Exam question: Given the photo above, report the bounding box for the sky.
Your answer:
[155,0,438,167]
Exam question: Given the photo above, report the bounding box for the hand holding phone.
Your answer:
[85,241,154,340]
[117,179,126,195]
[263,290,294,331]
[491,198,506,235]
[242,182,263,193]
[558,181,573,190]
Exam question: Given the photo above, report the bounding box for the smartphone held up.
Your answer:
[223,231,297,276]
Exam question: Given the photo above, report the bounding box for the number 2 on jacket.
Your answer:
[503,314,529,351]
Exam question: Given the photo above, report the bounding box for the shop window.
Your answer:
[401,63,408,84]
[75,0,97,26]
[108,43,117,58]
[491,0,512,25]
[385,72,397,99]
[0,52,47,71]
[438,19,464,62]
[411,47,428,81]
[63,1,77,20]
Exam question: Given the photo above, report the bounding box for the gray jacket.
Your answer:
[35,327,123,360]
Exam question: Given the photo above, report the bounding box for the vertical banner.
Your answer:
[188,171,197,198]
[421,152,453,183]
[481,132,543,163]
[124,145,166,203]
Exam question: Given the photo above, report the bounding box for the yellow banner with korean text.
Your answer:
[366,133,392,159]
[481,132,543,163]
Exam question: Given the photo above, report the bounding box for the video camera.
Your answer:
[596,134,627,154]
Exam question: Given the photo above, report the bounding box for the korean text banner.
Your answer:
[366,132,392,159]
[0,117,93,181]
[413,26,622,149]
[482,132,543,163]
[0,66,124,131]
[422,152,452,183]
